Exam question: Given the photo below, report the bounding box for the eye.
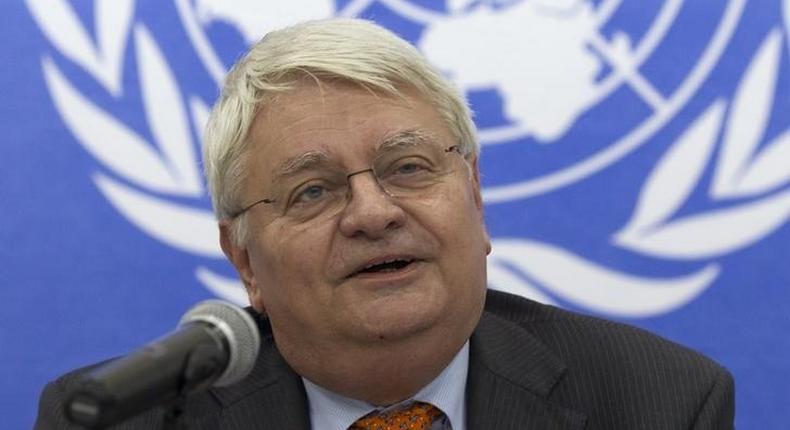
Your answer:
[391,158,430,176]
[293,184,327,204]
[395,162,422,174]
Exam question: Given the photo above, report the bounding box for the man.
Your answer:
[36,19,734,429]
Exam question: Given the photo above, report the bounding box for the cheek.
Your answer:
[406,192,487,282]
[425,187,484,236]
[253,223,328,296]
[438,192,489,263]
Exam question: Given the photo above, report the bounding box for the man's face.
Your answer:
[221,79,490,373]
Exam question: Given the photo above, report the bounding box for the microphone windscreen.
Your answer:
[180,300,260,386]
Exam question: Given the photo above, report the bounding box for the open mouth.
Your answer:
[352,258,417,277]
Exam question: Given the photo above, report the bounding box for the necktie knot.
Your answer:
[349,401,442,430]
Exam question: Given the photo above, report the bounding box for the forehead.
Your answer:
[246,80,452,168]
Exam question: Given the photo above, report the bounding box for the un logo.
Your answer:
[26,0,790,317]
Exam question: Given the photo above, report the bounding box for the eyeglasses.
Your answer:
[230,143,466,224]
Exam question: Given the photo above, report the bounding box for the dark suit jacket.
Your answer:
[35,290,734,429]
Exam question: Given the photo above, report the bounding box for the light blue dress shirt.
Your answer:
[302,341,469,430]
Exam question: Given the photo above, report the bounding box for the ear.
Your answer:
[219,221,266,313]
[467,154,492,255]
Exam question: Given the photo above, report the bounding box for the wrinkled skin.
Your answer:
[220,79,491,405]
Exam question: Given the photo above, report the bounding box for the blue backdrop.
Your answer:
[2,1,788,428]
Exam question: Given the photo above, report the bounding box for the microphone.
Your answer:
[64,300,261,428]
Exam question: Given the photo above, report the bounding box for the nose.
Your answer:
[337,170,406,239]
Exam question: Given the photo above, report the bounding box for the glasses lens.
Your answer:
[373,143,458,198]
[273,171,348,221]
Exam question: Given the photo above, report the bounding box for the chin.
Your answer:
[354,298,445,343]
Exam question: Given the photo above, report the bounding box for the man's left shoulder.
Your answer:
[480,289,735,429]
[483,289,728,375]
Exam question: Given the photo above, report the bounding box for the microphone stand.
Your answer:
[159,344,225,430]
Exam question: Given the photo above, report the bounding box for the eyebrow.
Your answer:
[270,129,438,180]
[377,129,437,153]
[272,151,333,180]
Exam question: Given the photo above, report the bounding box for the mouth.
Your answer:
[347,257,421,278]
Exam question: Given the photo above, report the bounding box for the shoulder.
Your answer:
[483,289,728,375]
[481,289,734,429]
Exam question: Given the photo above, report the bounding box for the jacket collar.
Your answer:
[466,310,587,429]
[204,300,587,430]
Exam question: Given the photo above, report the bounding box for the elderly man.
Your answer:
[36,19,733,429]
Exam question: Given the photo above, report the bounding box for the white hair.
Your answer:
[203,18,478,244]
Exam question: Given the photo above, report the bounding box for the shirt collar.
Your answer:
[303,341,469,430]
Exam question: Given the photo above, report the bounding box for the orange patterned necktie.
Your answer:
[349,401,443,430]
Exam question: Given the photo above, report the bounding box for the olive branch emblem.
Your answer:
[489,28,789,316]
[27,0,790,315]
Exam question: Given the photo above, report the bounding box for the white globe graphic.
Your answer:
[165,0,784,317]
[30,0,785,317]
[176,0,741,203]
[23,0,790,317]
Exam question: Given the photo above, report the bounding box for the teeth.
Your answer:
[363,258,403,271]
[358,258,413,274]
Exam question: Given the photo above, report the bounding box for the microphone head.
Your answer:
[179,300,261,386]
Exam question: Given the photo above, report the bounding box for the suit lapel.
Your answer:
[191,305,587,429]
[466,312,587,429]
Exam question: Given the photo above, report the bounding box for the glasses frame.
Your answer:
[229,144,464,220]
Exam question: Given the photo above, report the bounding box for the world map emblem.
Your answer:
[26,0,790,317]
